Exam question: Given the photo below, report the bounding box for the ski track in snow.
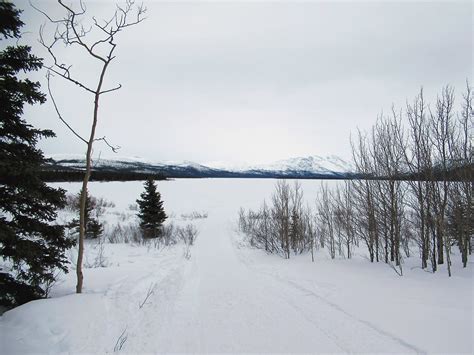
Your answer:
[239,254,426,354]
[230,227,426,353]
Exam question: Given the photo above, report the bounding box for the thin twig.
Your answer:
[94,136,121,153]
[113,326,128,352]
[100,84,122,95]
[138,282,156,309]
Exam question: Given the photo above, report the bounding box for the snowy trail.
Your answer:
[137,209,423,353]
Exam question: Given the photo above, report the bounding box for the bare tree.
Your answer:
[333,182,356,259]
[272,180,291,259]
[404,88,432,269]
[331,187,344,257]
[350,130,379,262]
[316,182,336,259]
[448,81,473,267]
[34,0,146,292]
[290,181,305,255]
[428,86,456,276]
[372,111,406,266]
[305,206,317,262]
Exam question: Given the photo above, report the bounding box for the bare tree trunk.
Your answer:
[76,90,101,292]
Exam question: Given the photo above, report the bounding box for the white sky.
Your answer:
[13,0,474,165]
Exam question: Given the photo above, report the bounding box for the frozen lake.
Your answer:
[53,178,328,219]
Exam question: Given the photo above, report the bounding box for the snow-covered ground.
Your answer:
[1,179,472,353]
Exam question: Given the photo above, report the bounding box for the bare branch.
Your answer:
[39,24,96,94]
[29,1,63,24]
[94,136,121,153]
[46,66,96,94]
[46,72,88,145]
[100,84,122,95]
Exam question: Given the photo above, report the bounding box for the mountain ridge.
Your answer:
[46,154,355,179]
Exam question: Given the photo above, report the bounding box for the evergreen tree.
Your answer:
[68,188,103,239]
[0,1,75,308]
[87,218,104,240]
[136,178,167,238]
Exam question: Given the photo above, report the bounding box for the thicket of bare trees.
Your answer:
[239,83,472,276]
[238,180,315,259]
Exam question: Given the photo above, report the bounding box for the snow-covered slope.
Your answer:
[248,155,352,174]
[49,154,212,171]
[47,154,223,178]
[48,154,354,178]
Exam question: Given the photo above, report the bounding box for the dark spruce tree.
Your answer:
[68,188,103,239]
[137,178,167,238]
[0,2,75,308]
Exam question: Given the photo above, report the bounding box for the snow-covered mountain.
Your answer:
[47,154,354,179]
[248,155,352,174]
[205,155,353,176]
[48,154,212,172]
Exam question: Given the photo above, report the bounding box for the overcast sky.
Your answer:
[14,0,473,165]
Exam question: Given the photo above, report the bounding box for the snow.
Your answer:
[49,154,352,174]
[1,179,472,353]
[205,155,353,174]
[251,155,353,173]
[49,153,214,170]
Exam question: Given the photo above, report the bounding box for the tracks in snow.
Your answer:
[101,248,187,353]
[234,235,426,354]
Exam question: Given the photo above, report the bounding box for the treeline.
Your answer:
[239,83,472,276]
[37,169,166,182]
